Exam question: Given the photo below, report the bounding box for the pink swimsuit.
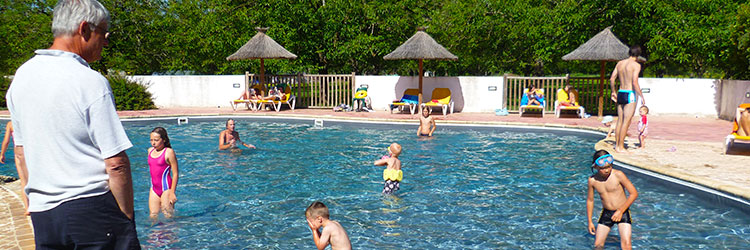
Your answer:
[148,148,172,197]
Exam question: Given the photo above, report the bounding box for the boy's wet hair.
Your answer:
[592,150,610,164]
[151,127,171,148]
[629,45,642,57]
[640,105,649,114]
[305,201,329,219]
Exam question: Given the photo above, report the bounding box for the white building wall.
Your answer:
[129,75,721,117]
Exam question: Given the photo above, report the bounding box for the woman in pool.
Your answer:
[148,127,180,221]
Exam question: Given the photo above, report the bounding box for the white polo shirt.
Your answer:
[7,49,132,212]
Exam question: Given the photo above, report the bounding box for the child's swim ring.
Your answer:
[383,169,403,182]
[355,90,368,99]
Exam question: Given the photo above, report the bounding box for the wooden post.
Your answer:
[260,59,266,91]
[599,61,607,118]
[418,59,424,114]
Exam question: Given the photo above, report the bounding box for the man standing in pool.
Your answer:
[219,119,256,151]
[586,150,638,250]
[609,45,645,153]
[417,106,436,137]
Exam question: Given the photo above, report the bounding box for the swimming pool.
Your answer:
[2,118,749,249]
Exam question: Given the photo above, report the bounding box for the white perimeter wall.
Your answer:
[637,78,719,117]
[130,75,720,117]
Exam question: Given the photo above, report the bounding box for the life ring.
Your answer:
[355,90,367,99]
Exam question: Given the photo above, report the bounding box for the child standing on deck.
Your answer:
[374,143,402,195]
[637,106,649,148]
[148,127,179,221]
[305,201,352,250]
[586,150,638,250]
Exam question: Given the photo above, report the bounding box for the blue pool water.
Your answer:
[1,118,749,249]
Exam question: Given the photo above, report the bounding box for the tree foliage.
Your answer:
[1,0,748,79]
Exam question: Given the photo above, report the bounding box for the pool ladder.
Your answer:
[177,117,189,125]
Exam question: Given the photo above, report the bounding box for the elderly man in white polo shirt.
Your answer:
[7,0,140,248]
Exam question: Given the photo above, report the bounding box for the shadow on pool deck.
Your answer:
[0,107,745,248]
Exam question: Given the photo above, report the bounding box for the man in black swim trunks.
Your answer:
[586,150,639,250]
[609,45,646,153]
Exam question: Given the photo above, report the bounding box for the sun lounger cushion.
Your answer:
[400,94,419,104]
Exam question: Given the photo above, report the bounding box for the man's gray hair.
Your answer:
[52,0,110,37]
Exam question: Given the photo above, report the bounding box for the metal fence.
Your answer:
[245,72,356,108]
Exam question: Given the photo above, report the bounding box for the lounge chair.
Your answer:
[257,84,295,112]
[421,88,454,116]
[390,88,419,115]
[230,85,264,111]
[520,88,545,117]
[725,103,750,154]
[554,88,585,118]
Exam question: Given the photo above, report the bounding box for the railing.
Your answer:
[245,72,356,108]
[504,75,616,116]
[568,77,616,116]
[504,75,568,112]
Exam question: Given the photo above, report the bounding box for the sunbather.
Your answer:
[526,84,542,106]
[736,104,750,137]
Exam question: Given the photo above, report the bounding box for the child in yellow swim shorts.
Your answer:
[374,143,402,195]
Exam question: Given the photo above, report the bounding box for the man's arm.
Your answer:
[609,67,619,102]
[631,64,645,105]
[612,171,638,222]
[14,146,29,215]
[0,124,12,163]
[105,151,135,220]
[586,178,596,235]
[218,131,231,150]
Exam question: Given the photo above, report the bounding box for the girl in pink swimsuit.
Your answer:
[148,127,179,220]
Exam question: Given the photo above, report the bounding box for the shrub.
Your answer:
[0,77,10,108]
[107,74,157,110]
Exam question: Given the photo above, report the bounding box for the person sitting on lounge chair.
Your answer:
[260,87,284,101]
[736,104,750,137]
[526,84,543,106]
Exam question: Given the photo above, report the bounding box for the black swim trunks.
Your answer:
[617,90,636,105]
[598,208,632,227]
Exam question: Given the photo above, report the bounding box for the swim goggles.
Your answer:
[594,154,614,167]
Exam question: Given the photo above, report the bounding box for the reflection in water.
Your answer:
[147,221,178,248]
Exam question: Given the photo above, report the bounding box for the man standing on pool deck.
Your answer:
[6,0,140,248]
[609,45,645,153]
[587,150,638,250]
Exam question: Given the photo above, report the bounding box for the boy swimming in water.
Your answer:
[374,143,402,194]
[586,150,638,250]
[305,201,352,250]
[417,106,436,137]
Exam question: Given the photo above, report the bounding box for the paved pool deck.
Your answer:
[0,107,745,249]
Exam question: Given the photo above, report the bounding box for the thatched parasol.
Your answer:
[562,26,628,117]
[227,27,297,91]
[384,27,457,110]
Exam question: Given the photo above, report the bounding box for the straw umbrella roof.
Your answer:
[562,26,628,62]
[226,27,297,60]
[384,27,458,61]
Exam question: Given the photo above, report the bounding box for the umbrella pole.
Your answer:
[599,61,607,118]
[418,59,423,114]
[260,59,265,92]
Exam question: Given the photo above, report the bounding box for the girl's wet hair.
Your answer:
[592,149,610,164]
[151,127,171,148]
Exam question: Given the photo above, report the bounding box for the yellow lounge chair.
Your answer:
[725,103,750,154]
[257,85,295,112]
[390,88,419,115]
[230,84,264,111]
[520,88,545,117]
[554,88,585,118]
[421,88,454,116]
